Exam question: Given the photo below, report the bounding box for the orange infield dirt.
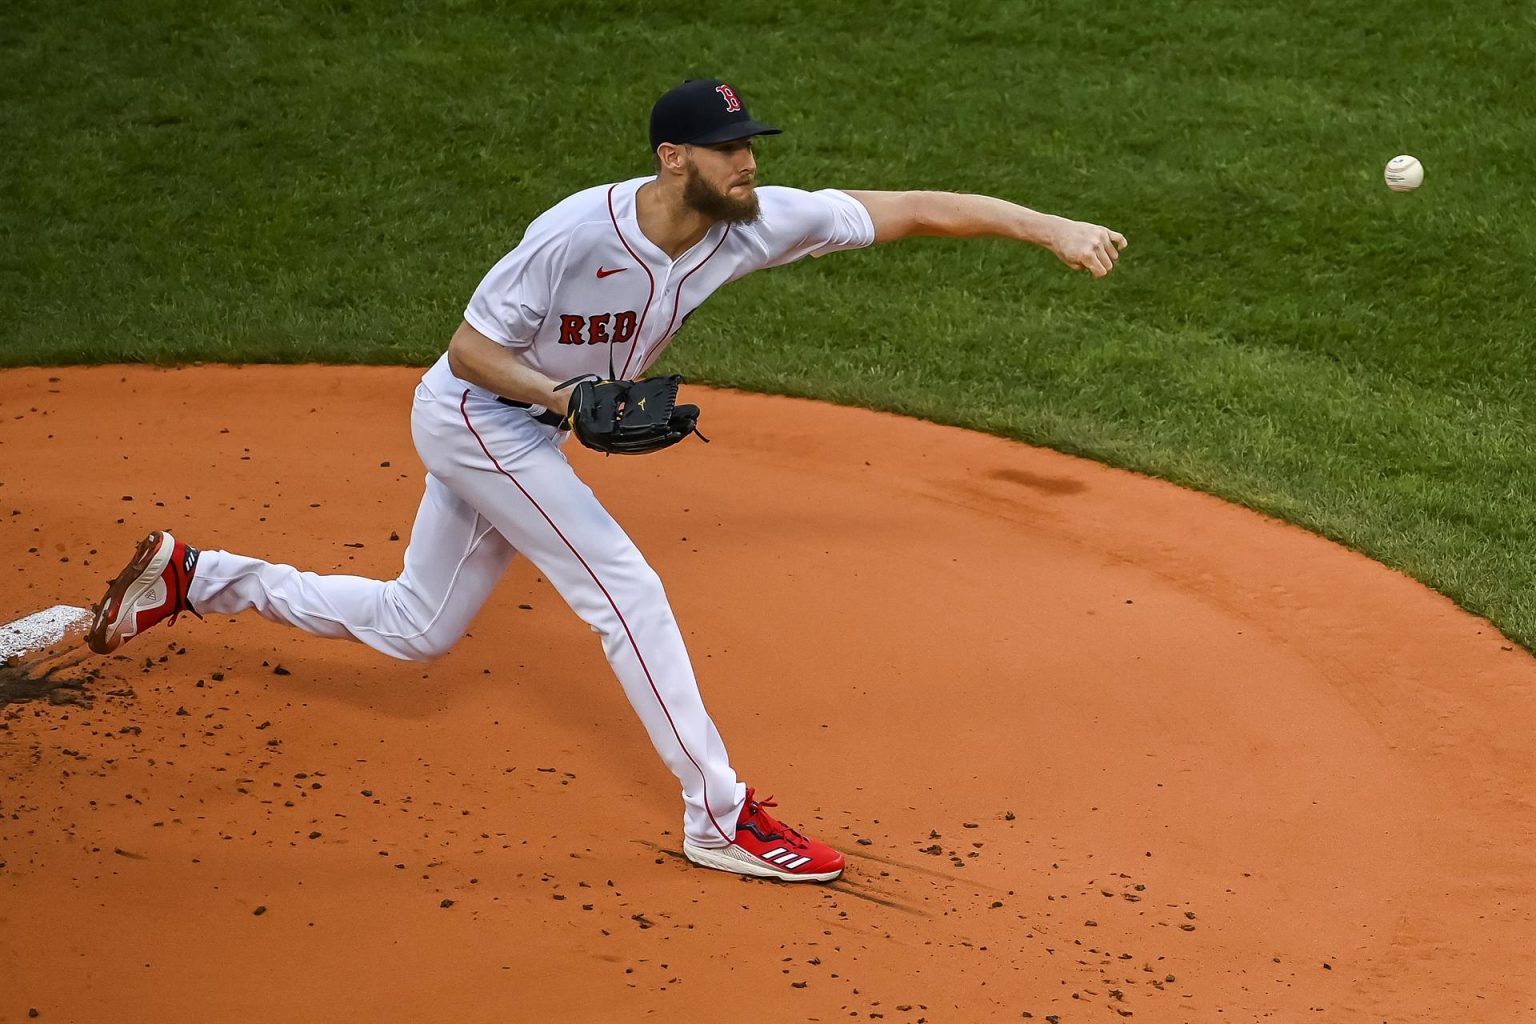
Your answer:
[2,365,1533,1024]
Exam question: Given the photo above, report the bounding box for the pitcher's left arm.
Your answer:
[844,189,1127,278]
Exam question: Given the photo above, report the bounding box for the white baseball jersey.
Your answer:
[423,177,875,394]
[193,177,873,851]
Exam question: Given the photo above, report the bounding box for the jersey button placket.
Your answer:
[625,265,672,379]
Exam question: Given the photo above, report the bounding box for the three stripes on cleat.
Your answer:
[759,847,813,870]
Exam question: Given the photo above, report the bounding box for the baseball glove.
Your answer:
[558,374,707,455]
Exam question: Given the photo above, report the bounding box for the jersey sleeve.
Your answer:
[751,186,877,270]
[463,231,567,349]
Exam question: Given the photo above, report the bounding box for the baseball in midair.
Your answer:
[1384,154,1424,192]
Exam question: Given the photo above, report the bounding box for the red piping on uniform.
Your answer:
[458,390,733,845]
[607,184,655,379]
[626,223,732,379]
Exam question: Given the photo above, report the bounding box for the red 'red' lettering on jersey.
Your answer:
[611,310,638,344]
[715,84,741,112]
[558,314,586,345]
[556,310,640,345]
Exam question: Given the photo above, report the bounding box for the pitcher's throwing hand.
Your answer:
[1046,216,1129,278]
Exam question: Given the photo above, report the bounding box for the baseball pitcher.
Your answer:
[88,78,1126,883]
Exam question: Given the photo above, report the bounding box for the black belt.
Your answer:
[496,396,568,430]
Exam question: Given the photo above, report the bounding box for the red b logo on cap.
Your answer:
[715,84,742,112]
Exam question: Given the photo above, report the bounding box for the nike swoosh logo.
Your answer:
[595,266,628,278]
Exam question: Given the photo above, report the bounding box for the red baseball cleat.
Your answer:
[87,531,200,654]
[683,787,844,882]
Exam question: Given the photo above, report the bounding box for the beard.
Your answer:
[682,159,761,224]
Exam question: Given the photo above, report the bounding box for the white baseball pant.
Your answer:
[186,378,744,847]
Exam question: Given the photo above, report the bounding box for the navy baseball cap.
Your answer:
[649,79,781,150]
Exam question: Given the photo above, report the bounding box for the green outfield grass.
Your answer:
[4,0,1534,645]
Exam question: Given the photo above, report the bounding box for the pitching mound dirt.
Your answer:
[2,366,1532,1022]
